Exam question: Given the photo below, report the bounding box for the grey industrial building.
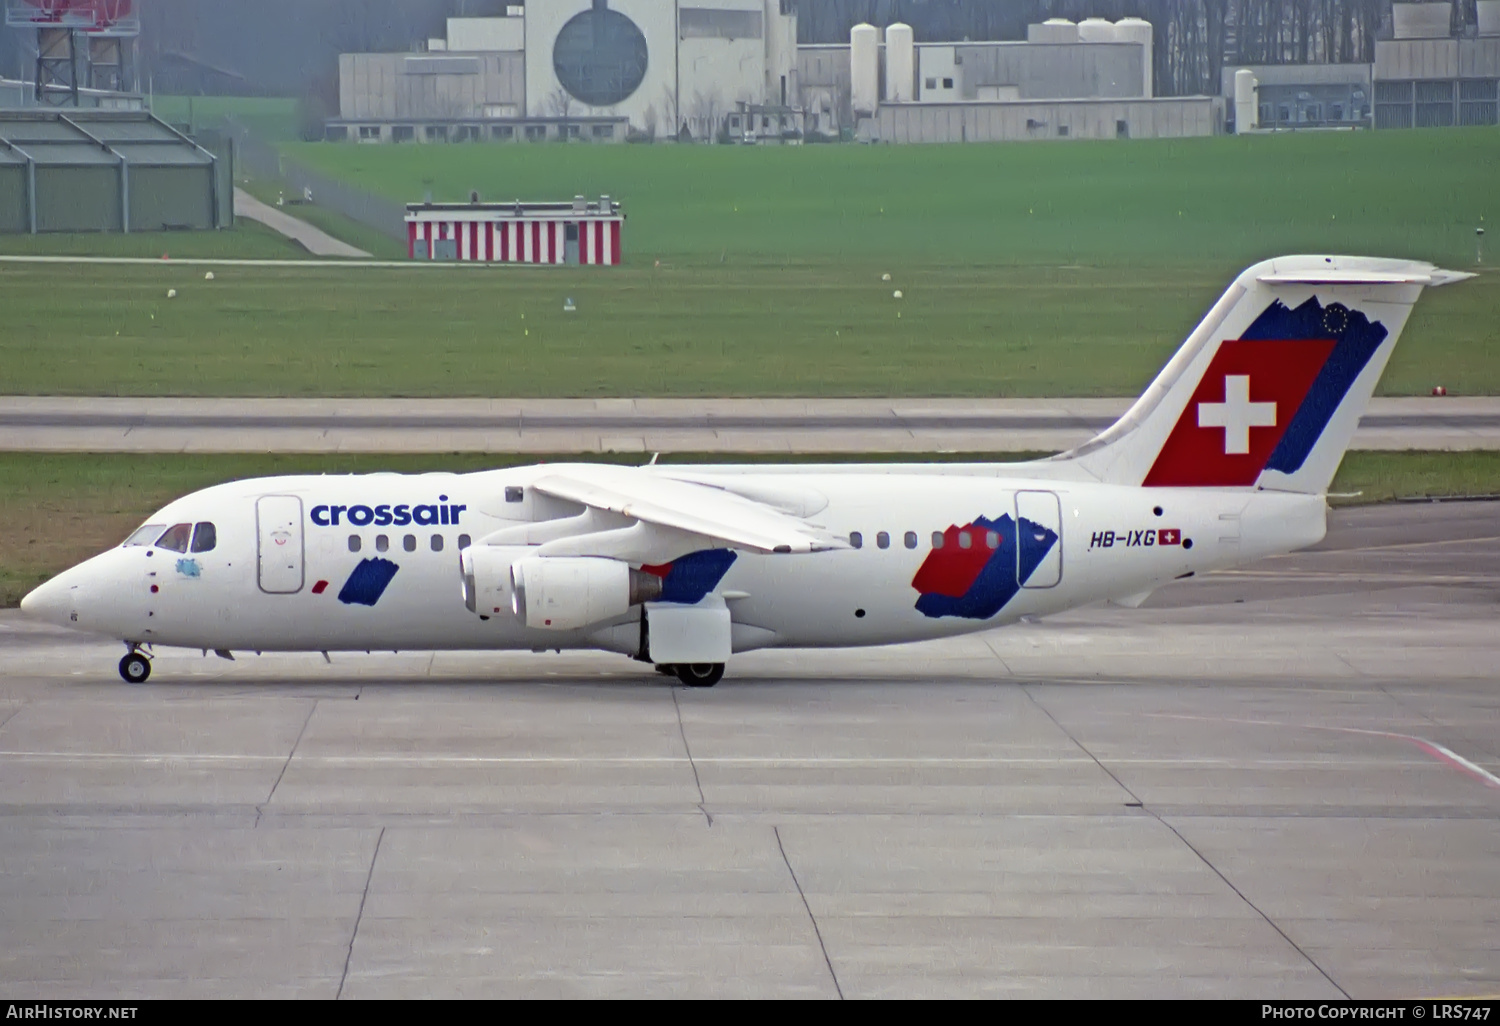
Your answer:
[0,109,230,233]
[1222,2,1500,132]
[331,6,1221,146]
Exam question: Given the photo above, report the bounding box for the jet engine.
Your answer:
[460,544,534,616]
[507,556,662,630]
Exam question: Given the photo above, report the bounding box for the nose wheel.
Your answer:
[118,649,151,684]
[674,663,724,688]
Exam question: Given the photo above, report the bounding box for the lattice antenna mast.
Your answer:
[5,1,141,104]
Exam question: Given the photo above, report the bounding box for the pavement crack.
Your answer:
[670,686,712,826]
[0,705,24,736]
[1020,684,1140,800]
[1022,685,1350,999]
[775,825,843,1000]
[259,699,318,826]
[980,635,1014,675]
[338,826,384,1000]
[1149,810,1350,999]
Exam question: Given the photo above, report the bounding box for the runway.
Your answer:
[2,395,1499,453]
[1,500,1496,998]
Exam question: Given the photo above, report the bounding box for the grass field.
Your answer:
[3,450,1495,607]
[235,179,410,260]
[147,95,300,143]
[0,220,313,260]
[0,128,1494,398]
[0,260,1492,397]
[286,128,1499,269]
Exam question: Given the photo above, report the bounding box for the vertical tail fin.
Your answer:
[1057,256,1471,494]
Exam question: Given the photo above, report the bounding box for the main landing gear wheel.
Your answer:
[118,651,151,684]
[654,664,677,676]
[675,663,724,688]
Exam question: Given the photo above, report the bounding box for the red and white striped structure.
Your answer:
[405,198,623,266]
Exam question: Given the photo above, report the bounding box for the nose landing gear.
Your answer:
[118,646,151,684]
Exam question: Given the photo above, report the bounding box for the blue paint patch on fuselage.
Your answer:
[915,514,1057,620]
[337,558,400,606]
[658,549,737,604]
[1018,516,1059,585]
[174,558,201,578]
[1241,296,1388,476]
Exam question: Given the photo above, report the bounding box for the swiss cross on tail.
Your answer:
[1143,297,1388,487]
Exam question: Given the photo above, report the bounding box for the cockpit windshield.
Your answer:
[123,524,165,547]
[154,523,193,553]
[190,522,217,553]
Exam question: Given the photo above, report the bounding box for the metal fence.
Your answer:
[225,118,407,241]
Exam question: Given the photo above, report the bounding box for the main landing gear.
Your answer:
[118,646,151,684]
[670,663,725,688]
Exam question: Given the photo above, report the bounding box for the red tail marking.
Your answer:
[1143,339,1335,487]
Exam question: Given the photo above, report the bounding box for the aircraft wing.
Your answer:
[529,466,847,555]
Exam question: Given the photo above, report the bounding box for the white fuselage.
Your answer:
[30,464,1326,657]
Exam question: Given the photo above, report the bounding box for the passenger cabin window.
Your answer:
[905,531,918,549]
[957,531,972,550]
[431,534,444,552]
[349,535,362,553]
[124,524,165,547]
[376,535,390,552]
[849,531,863,549]
[458,534,471,549]
[404,534,417,552]
[931,531,945,549]
[190,522,216,553]
[876,531,890,549]
[155,523,192,553]
[986,530,1000,550]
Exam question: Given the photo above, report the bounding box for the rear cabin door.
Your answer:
[256,495,304,594]
[1015,490,1062,588]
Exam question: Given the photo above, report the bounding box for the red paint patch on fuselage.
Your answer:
[910,525,993,598]
[311,580,329,594]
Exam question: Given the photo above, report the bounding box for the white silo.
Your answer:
[1077,17,1119,42]
[1115,17,1154,98]
[1234,69,1258,133]
[850,23,880,115]
[884,22,914,102]
[1028,18,1079,43]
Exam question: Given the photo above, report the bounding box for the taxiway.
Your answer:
[0,500,1496,998]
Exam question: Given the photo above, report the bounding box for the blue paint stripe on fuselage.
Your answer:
[658,549,737,604]
[1243,297,1388,476]
[915,514,1057,620]
[337,558,400,606]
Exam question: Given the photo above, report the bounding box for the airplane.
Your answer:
[20,255,1470,687]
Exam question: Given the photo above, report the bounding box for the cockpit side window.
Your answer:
[190,522,217,553]
[123,524,165,547]
[155,523,192,553]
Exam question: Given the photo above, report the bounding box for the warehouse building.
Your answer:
[1221,2,1499,134]
[332,5,1223,145]
[0,109,230,233]
[1373,1,1500,128]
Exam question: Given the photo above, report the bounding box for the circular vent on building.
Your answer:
[553,3,649,107]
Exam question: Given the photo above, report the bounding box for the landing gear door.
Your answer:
[256,495,304,594]
[1016,490,1062,589]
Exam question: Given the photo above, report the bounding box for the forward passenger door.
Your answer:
[256,495,304,594]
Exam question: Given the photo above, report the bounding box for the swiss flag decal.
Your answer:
[1144,339,1335,487]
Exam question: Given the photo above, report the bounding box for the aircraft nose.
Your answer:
[20,575,74,627]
